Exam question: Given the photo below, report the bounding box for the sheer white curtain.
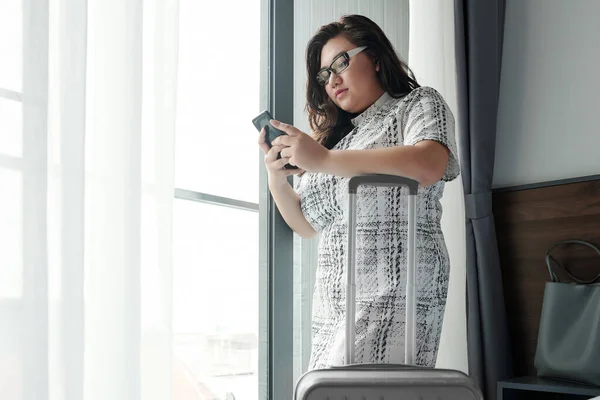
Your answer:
[408,0,469,373]
[0,0,179,399]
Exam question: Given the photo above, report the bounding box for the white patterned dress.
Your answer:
[295,86,460,370]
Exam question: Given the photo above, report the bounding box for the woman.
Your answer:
[257,14,459,370]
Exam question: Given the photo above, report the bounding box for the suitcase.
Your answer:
[294,174,483,399]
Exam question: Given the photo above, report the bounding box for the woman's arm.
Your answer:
[271,87,458,188]
[270,118,450,187]
[268,179,317,239]
[257,127,317,239]
[319,140,450,186]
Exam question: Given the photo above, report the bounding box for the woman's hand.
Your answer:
[270,120,330,173]
[258,127,304,188]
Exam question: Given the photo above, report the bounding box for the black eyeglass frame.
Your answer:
[316,46,368,85]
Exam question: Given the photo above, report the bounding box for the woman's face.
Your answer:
[319,35,384,114]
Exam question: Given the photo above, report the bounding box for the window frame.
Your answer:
[173,1,295,399]
[261,1,295,398]
[0,0,295,397]
[0,88,23,170]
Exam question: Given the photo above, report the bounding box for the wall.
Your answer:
[495,0,600,188]
[409,0,468,374]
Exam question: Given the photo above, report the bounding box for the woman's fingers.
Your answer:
[265,144,283,162]
[285,167,304,176]
[257,127,270,155]
[265,143,300,174]
[280,147,292,159]
[274,156,293,170]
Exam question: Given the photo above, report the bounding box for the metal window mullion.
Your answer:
[258,0,270,398]
[174,188,259,212]
[0,154,24,170]
[264,0,295,400]
[0,88,23,102]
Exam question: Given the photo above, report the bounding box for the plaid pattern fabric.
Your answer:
[295,87,460,369]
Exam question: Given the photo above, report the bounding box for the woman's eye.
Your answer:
[337,59,349,69]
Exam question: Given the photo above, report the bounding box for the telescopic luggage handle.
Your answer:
[346,174,419,365]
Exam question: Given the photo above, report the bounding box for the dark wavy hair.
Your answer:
[305,14,420,149]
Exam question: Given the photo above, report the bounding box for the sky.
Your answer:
[171,0,261,337]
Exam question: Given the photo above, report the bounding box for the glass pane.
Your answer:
[174,0,262,203]
[0,98,22,157]
[0,168,22,298]
[0,1,22,92]
[172,199,258,400]
[0,296,21,400]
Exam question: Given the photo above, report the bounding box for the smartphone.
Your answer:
[252,110,298,169]
[251,110,287,147]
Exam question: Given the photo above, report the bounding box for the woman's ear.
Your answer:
[372,55,380,71]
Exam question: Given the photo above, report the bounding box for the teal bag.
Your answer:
[534,240,600,387]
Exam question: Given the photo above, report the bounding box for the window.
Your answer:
[171,1,295,399]
[0,2,23,398]
[0,0,296,398]
[172,200,259,399]
[0,0,24,299]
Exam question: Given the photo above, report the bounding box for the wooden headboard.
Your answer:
[492,175,600,377]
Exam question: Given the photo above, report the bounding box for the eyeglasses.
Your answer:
[316,46,368,86]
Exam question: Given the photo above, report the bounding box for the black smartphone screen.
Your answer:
[251,110,287,147]
[251,110,298,169]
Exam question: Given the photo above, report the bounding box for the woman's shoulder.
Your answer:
[389,86,452,119]
[399,86,447,106]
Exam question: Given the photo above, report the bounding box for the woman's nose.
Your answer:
[328,71,342,87]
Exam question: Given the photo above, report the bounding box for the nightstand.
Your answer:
[498,377,600,399]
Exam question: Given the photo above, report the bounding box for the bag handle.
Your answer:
[545,239,600,284]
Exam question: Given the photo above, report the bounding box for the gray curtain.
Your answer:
[454,1,513,399]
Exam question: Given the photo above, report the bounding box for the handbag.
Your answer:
[534,239,600,386]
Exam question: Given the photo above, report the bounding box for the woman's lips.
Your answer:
[335,89,347,98]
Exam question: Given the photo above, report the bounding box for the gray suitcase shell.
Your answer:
[294,175,483,400]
